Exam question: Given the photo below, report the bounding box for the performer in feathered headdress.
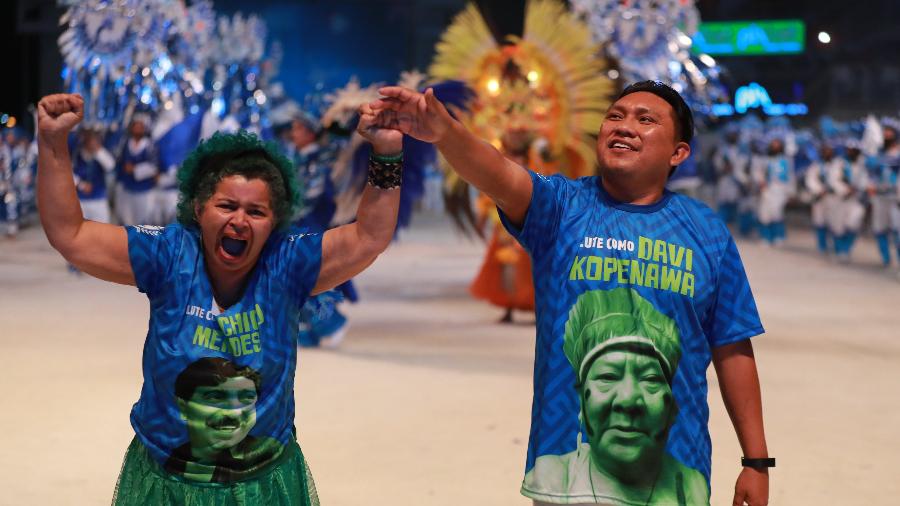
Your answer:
[428,0,614,322]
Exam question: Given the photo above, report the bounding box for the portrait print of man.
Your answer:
[165,357,281,483]
[524,288,709,505]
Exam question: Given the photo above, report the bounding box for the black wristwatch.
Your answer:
[741,457,776,469]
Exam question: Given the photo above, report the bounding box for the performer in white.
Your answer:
[870,122,900,267]
[804,143,840,256]
[753,137,795,246]
[712,126,746,225]
[115,114,159,225]
[72,126,115,224]
[826,141,868,262]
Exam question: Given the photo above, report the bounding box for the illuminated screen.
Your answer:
[691,20,805,56]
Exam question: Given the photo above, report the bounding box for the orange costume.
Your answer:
[429,0,614,318]
[470,194,535,310]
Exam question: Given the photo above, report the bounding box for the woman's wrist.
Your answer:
[371,142,403,157]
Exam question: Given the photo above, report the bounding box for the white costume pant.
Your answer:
[115,184,156,225]
[827,197,865,236]
[79,198,110,224]
[715,176,741,205]
[757,183,790,225]
[892,201,900,235]
[811,194,837,228]
[870,194,894,234]
[155,188,178,225]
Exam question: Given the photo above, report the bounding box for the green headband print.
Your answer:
[562,288,681,385]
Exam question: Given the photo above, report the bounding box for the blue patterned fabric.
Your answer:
[126,223,322,482]
[500,171,764,503]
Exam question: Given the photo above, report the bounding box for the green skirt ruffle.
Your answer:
[112,437,319,506]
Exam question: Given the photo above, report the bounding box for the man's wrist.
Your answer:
[434,118,462,150]
[741,457,775,469]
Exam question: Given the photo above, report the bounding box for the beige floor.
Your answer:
[1,213,899,505]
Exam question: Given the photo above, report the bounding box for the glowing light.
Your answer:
[698,54,716,67]
[607,69,620,80]
[141,67,150,77]
[253,90,267,105]
[164,101,174,111]
[0,114,7,125]
[677,33,693,46]
[486,79,500,95]
[527,71,539,82]
[211,97,225,117]
[818,31,831,44]
[8,117,18,128]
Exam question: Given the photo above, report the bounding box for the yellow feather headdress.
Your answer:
[429,0,614,177]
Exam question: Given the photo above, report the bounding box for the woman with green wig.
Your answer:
[36,93,404,505]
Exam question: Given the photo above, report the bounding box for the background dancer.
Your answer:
[36,93,402,504]
[114,114,159,225]
[754,137,794,246]
[870,121,900,268]
[805,143,839,256]
[828,141,868,262]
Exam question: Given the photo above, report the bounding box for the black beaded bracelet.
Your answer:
[367,152,403,190]
[741,457,775,469]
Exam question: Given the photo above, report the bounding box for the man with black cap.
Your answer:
[368,80,772,506]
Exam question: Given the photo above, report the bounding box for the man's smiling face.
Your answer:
[596,91,687,183]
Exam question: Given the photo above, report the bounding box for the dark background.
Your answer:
[3,0,898,128]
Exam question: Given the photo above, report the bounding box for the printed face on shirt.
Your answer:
[196,175,276,276]
[178,376,259,457]
[596,92,688,182]
[581,350,675,477]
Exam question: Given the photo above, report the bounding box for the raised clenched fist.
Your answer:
[37,94,84,140]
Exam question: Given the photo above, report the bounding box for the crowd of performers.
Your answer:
[706,115,900,271]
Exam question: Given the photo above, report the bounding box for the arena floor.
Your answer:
[1,212,898,505]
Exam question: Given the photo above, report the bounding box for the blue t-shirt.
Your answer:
[126,223,322,483]
[505,172,764,505]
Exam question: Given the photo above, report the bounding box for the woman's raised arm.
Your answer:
[37,94,135,285]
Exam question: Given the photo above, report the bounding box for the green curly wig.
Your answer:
[175,130,300,230]
[563,288,681,386]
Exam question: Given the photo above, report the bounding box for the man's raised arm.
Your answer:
[370,86,534,227]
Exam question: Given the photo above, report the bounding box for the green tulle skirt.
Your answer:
[112,437,320,506]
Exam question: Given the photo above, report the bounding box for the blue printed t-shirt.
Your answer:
[505,172,764,505]
[126,223,322,483]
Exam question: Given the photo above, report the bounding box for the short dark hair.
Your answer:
[618,80,694,144]
[176,131,300,230]
[174,357,262,401]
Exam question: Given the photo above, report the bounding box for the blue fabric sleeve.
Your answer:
[498,170,569,256]
[705,237,765,347]
[126,225,179,299]
[273,230,324,307]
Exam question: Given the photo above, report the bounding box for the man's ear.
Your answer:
[670,141,691,167]
[193,201,201,222]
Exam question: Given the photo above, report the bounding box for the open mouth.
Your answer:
[221,237,248,258]
[608,139,638,151]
